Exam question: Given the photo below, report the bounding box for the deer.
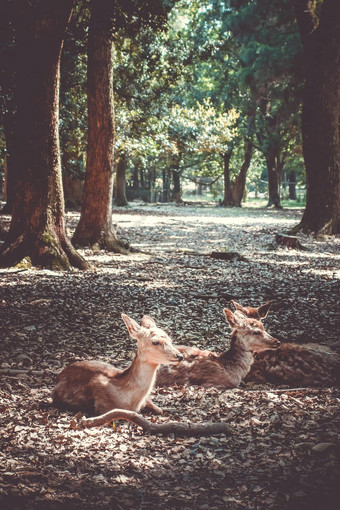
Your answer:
[156,309,280,389]
[52,314,183,416]
[172,300,275,361]
[231,300,340,387]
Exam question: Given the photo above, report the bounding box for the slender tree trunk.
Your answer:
[133,164,139,190]
[172,170,182,203]
[231,140,253,207]
[266,154,283,208]
[114,151,129,206]
[0,0,89,270]
[289,170,297,200]
[1,111,16,214]
[73,0,128,252]
[294,0,340,234]
[162,167,169,202]
[221,149,233,206]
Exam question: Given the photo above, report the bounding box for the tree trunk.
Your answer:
[266,154,283,208]
[231,140,253,207]
[294,0,340,234]
[1,111,16,214]
[172,169,182,203]
[162,167,169,202]
[114,151,129,206]
[133,164,139,190]
[0,0,89,270]
[289,170,297,200]
[73,0,128,252]
[221,149,233,206]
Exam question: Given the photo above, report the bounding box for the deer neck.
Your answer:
[220,331,254,374]
[119,353,159,410]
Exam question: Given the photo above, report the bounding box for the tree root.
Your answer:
[0,232,91,270]
[74,409,233,437]
[73,231,130,255]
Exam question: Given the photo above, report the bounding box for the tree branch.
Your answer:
[75,409,233,437]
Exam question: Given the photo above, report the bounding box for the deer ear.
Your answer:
[141,315,157,329]
[224,308,244,329]
[231,300,245,312]
[121,314,141,338]
[257,301,274,319]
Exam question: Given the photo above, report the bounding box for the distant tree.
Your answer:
[0,0,89,270]
[293,0,340,234]
[114,151,128,206]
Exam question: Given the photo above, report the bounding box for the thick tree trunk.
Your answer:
[0,0,89,270]
[221,149,233,206]
[114,151,129,206]
[231,140,253,207]
[294,0,340,234]
[73,0,128,252]
[266,154,283,208]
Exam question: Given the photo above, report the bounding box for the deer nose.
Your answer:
[176,353,183,361]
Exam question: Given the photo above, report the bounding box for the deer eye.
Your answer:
[152,341,160,346]
[254,330,261,336]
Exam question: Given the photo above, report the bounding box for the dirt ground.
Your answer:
[0,203,339,509]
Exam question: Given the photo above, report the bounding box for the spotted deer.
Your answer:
[52,314,183,416]
[156,309,280,389]
[231,300,340,387]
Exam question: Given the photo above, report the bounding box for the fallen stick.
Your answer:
[241,387,328,394]
[75,409,233,437]
[0,368,57,376]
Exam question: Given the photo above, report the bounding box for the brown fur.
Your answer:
[156,310,280,389]
[52,314,183,415]
[246,343,340,386]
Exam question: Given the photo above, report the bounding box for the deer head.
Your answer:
[121,313,183,365]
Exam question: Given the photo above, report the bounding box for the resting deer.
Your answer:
[231,300,340,387]
[156,309,280,389]
[173,300,275,361]
[52,314,183,416]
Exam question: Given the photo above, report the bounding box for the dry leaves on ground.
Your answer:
[0,203,339,509]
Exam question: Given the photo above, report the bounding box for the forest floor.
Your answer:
[0,202,339,510]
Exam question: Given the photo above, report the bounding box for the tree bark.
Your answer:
[231,140,253,207]
[72,0,128,252]
[114,151,129,206]
[221,149,233,206]
[0,0,89,270]
[294,0,340,234]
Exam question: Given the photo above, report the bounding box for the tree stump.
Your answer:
[275,234,307,250]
